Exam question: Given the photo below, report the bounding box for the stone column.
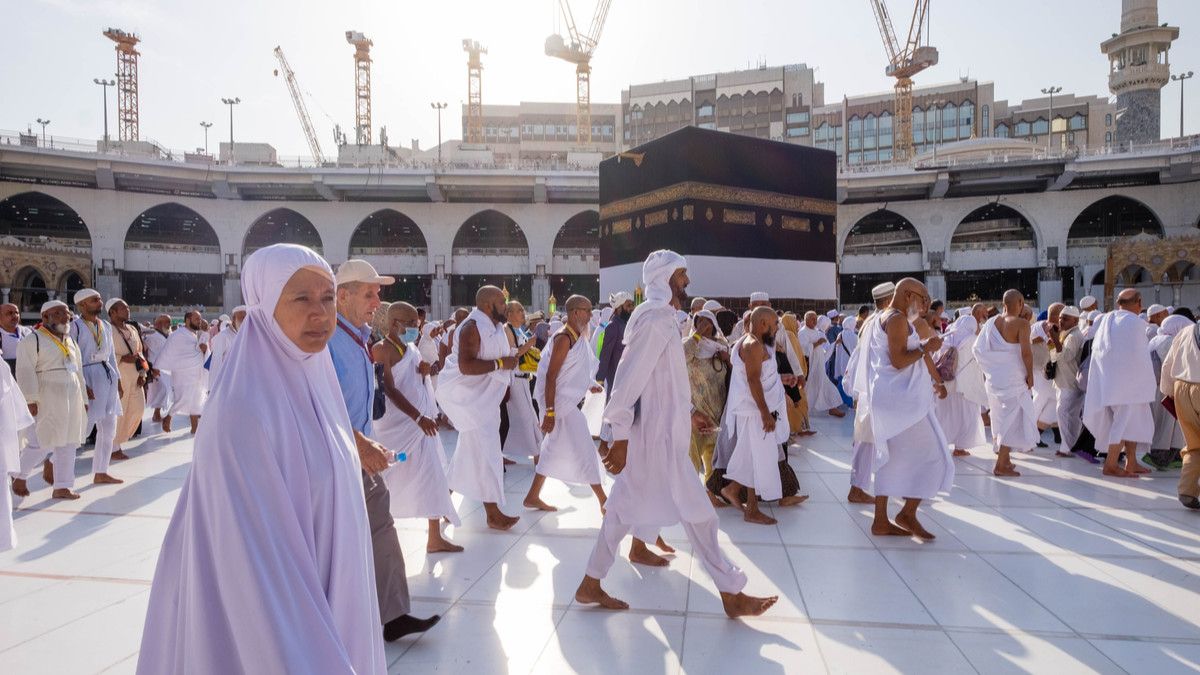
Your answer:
[223,259,242,311]
[925,250,946,303]
[1037,267,1064,308]
[1,288,9,304]
[532,274,550,313]
[95,263,121,303]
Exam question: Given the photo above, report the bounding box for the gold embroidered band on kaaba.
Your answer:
[600,180,838,221]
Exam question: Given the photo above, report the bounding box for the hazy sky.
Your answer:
[3,0,1199,158]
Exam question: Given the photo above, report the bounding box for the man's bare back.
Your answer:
[995,313,1030,345]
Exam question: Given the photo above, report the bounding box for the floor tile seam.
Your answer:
[14,507,173,520]
[1067,508,1200,560]
[0,569,153,585]
[774,520,832,673]
[966,548,1100,645]
[0,586,149,656]
[94,650,140,674]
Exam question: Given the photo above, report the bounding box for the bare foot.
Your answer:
[778,494,809,507]
[629,541,670,567]
[654,536,675,554]
[708,492,729,508]
[93,473,124,485]
[522,497,558,512]
[797,430,817,437]
[161,417,172,433]
[11,478,29,497]
[720,591,778,618]
[847,486,874,504]
[720,483,744,510]
[1102,466,1137,478]
[828,408,846,418]
[51,488,81,500]
[895,512,935,540]
[486,512,520,531]
[152,410,162,423]
[575,577,629,610]
[42,460,53,486]
[1126,462,1151,474]
[111,449,131,461]
[744,509,777,525]
[952,448,970,457]
[427,537,464,554]
[871,520,911,536]
[993,466,1021,477]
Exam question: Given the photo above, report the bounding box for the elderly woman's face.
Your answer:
[274,267,337,353]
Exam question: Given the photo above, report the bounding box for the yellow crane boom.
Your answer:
[868,0,937,163]
[273,46,326,165]
[545,0,614,146]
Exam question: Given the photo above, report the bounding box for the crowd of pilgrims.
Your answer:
[1,243,1198,673]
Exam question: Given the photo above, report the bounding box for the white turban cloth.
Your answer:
[136,243,386,675]
[625,249,687,339]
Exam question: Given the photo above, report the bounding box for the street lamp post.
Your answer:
[1041,86,1062,155]
[1172,71,1194,138]
[200,121,213,155]
[430,102,448,167]
[35,118,50,147]
[221,97,241,164]
[93,78,115,150]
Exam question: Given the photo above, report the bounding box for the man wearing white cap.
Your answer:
[596,291,634,401]
[107,298,147,456]
[730,292,771,341]
[154,310,209,434]
[576,250,778,619]
[12,301,87,499]
[331,259,440,641]
[842,280,895,503]
[1145,303,1169,339]
[206,305,247,390]
[69,289,123,485]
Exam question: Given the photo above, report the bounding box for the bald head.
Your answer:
[0,303,18,331]
[563,294,593,333]
[971,303,989,325]
[1002,289,1024,314]
[690,297,706,313]
[892,277,930,315]
[386,301,418,323]
[1047,302,1065,323]
[749,306,779,343]
[1116,288,1142,314]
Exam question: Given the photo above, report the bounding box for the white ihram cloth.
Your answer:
[934,316,987,450]
[206,325,240,390]
[1083,309,1156,447]
[588,250,745,594]
[1029,321,1059,426]
[143,330,173,410]
[844,313,884,491]
[1,362,33,551]
[137,244,386,675]
[155,327,208,417]
[973,317,1040,451]
[16,330,88,449]
[502,326,543,460]
[830,316,859,379]
[797,325,843,411]
[439,308,516,504]
[866,311,954,500]
[69,317,122,425]
[376,341,459,524]
[724,337,791,501]
[534,328,602,485]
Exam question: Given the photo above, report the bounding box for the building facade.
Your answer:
[461,101,623,164]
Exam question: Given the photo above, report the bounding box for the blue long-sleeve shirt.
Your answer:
[596,312,628,389]
[329,314,375,436]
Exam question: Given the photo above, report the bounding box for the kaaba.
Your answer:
[599,126,837,312]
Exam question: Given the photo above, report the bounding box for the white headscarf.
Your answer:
[817,315,831,332]
[840,315,860,353]
[599,307,613,325]
[625,249,687,339]
[942,314,979,350]
[690,309,728,359]
[1150,314,1192,357]
[138,244,386,674]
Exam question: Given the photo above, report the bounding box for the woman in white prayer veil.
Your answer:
[137,244,386,675]
[934,315,988,455]
[1146,314,1190,468]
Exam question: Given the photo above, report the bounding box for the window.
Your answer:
[879,147,893,162]
[1016,121,1031,136]
[1069,114,1086,130]
[786,111,809,125]
[995,123,1010,138]
[1032,118,1049,135]
[941,103,957,129]
[1051,117,1067,133]
[864,150,878,163]
[698,104,714,118]
[786,127,805,137]
[982,104,990,137]
[1105,113,1113,127]
[1105,131,1113,144]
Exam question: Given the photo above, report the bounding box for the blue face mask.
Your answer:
[402,327,420,343]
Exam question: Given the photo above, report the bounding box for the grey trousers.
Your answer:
[363,470,411,623]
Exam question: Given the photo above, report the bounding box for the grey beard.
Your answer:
[50,323,69,335]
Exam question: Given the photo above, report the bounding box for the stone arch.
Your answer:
[1068,195,1165,242]
[10,265,51,312]
[58,269,87,296]
[1165,260,1200,283]
[949,203,1038,251]
[842,209,923,256]
[452,210,529,252]
[125,202,220,251]
[348,209,428,255]
[0,190,92,245]
[244,208,324,258]
[1115,263,1151,285]
[553,210,598,252]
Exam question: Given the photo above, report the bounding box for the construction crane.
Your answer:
[345,31,373,145]
[463,39,487,145]
[545,0,614,146]
[273,47,326,165]
[868,0,937,163]
[103,28,141,142]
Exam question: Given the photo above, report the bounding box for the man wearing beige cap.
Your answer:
[331,259,440,641]
[842,280,895,503]
[69,289,123,485]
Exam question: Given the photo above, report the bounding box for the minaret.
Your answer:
[1100,0,1180,144]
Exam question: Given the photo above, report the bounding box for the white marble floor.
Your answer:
[3,413,1200,674]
